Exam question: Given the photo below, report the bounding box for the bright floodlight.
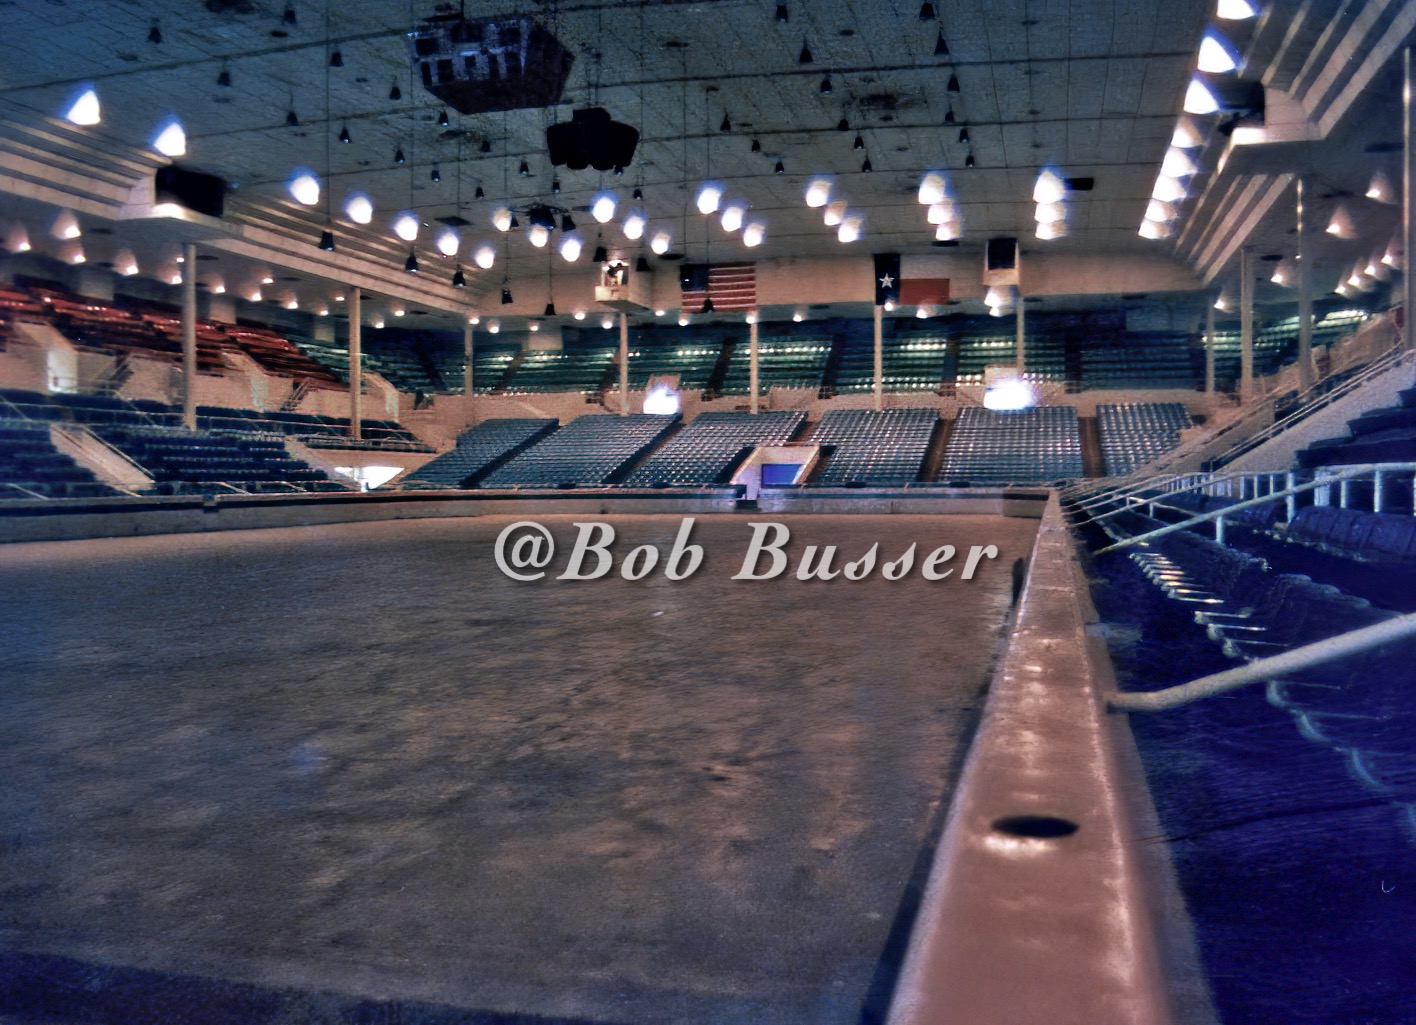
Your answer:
[743,220,766,247]
[837,215,863,243]
[1145,199,1176,222]
[804,176,833,208]
[436,227,460,256]
[115,248,138,275]
[927,201,955,225]
[345,192,373,224]
[559,233,583,261]
[1035,219,1066,240]
[601,315,614,330]
[935,220,959,241]
[984,376,1038,411]
[1183,78,1221,114]
[1367,171,1395,204]
[1032,168,1065,204]
[623,209,646,240]
[393,213,419,242]
[65,87,101,126]
[591,191,617,223]
[1034,201,1066,224]
[1216,0,1259,20]
[1161,147,1198,177]
[644,382,681,416]
[1198,31,1240,73]
[5,225,31,253]
[1152,175,1187,202]
[695,182,723,215]
[289,171,320,206]
[492,206,513,232]
[721,201,747,233]
[917,171,946,205]
[651,230,672,255]
[528,223,550,248]
[1171,120,1203,148]
[473,243,496,270]
[824,200,848,226]
[52,210,80,239]
[1139,219,1170,239]
[153,119,187,157]
[486,319,500,334]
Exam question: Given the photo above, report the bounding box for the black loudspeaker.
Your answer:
[985,237,1017,271]
[155,165,226,218]
[545,107,638,172]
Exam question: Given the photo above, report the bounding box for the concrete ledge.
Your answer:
[0,486,1050,543]
[758,486,1050,517]
[886,498,1212,1025]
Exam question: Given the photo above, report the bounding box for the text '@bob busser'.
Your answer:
[493,518,1000,582]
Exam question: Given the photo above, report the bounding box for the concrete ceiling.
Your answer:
[0,0,1408,330]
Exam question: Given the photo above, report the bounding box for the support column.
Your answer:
[1015,294,1025,375]
[348,287,362,441]
[1296,178,1315,390]
[1240,247,1255,405]
[463,319,474,397]
[1405,46,1415,349]
[873,303,884,412]
[1204,302,1216,397]
[181,242,197,430]
[749,315,760,415]
[619,312,629,415]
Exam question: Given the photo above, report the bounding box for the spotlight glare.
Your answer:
[289,171,320,206]
[153,118,187,157]
[436,227,460,257]
[824,200,847,227]
[742,220,766,247]
[836,215,863,243]
[1217,0,1259,20]
[65,87,101,126]
[393,212,419,242]
[559,233,583,261]
[344,192,374,224]
[1032,168,1065,204]
[492,206,513,232]
[1197,31,1240,74]
[650,230,672,255]
[591,191,618,223]
[695,182,723,215]
[473,244,496,270]
[720,202,747,233]
[623,209,646,240]
[804,176,833,207]
[1161,148,1198,177]
[1183,78,1220,114]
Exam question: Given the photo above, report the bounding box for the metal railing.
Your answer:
[1092,461,1416,554]
[1108,611,1416,712]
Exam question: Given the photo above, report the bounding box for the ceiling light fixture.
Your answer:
[147,21,162,44]
[776,4,789,23]
[153,118,186,156]
[560,233,583,261]
[217,65,233,88]
[345,192,373,223]
[805,176,833,207]
[389,79,401,101]
[947,73,960,93]
[696,182,724,214]
[289,170,320,205]
[64,86,101,126]
[430,163,441,183]
[438,108,449,127]
[799,38,813,63]
[394,145,406,165]
[436,227,460,256]
[592,191,618,223]
[1197,30,1240,74]
[405,251,419,273]
[282,4,297,26]
[775,159,785,173]
[518,159,530,176]
[1216,0,1259,20]
[318,229,336,251]
[919,2,937,19]
[592,244,609,263]
[285,107,300,127]
[338,124,351,144]
[934,30,949,57]
[720,112,732,132]
[329,49,343,68]
[820,75,833,94]
[623,210,646,239]
[474,244,496,269]
[393,212,419,241]
[1182,78,1220,114]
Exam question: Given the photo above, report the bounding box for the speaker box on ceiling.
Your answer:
[985,237,1017,271]
[545,107,639,172]
[154,165,227,218]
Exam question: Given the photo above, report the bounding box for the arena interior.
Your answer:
[2,1,1415,1023]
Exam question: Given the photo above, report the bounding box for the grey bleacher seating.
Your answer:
[938,405,1083,484]
[0,418,121,500]
[480,413,679,488]
[624,410,806,486]
[1097,402,1194,475]
[832,334,953,395]
[623,341,721,392]
[399,418,558,488]
[808,407,937,486]
[718,337,831,394]
[95,425,346,495]
[501,348,617,395]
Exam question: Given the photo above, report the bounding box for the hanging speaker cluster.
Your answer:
[409,14,575,115]
[545,107,639,172]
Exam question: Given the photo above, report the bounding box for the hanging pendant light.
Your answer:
[437,109,449,127]
[389,79,401,100]
[317,229,335,252]
[329,48,343,67]
[338,123,351,144]
[799,38,813,63]
[452,266,466,288]
[405,250,419,273]
[934,30,949,56]
[394,145,405,165]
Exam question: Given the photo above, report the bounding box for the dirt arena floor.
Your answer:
[0,513,1038,1025]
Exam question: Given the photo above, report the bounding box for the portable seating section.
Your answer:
[833,335,954,395]
[1097,402,1194,475]
[0,418,121,500]
[94,425,344,495]
[1080,334,1198,391]
[399,418,559,488]
[623,342,721,393]
[624,411,807,486]
[479,414,679,488]
[807,408,937,486]
[954,334,1016,387]
[500,348,617,395]
[717,337,831,394]
[938,405,1083,484]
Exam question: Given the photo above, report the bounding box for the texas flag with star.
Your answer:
[873,253,951,307]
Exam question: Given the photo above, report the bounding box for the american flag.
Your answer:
[680,262,757,312]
